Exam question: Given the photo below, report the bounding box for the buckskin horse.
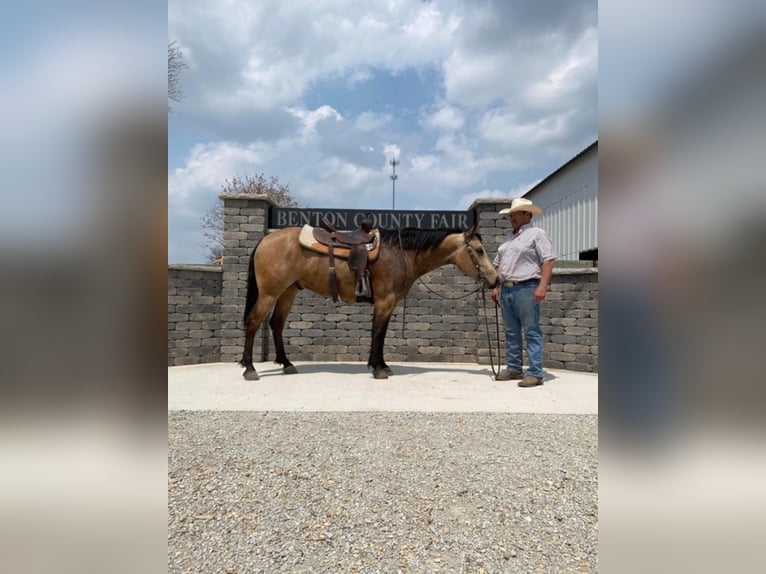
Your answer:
[240,224,499,380]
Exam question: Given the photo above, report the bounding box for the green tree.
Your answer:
[202,173,299,263]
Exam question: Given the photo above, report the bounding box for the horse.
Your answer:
[239,225,499,380]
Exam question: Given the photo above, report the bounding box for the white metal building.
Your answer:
[524,141,598,261]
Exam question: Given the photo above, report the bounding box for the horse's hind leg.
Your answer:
[369,296,396,379]
[270,285,299,375]
[241,294,277,380]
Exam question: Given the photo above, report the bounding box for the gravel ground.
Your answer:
[168,411,597,573]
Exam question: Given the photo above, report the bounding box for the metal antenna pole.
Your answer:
[389,158,399,210]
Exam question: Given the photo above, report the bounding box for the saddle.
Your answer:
[298,219,380,303]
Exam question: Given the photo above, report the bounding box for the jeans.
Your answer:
[500,281,543,378]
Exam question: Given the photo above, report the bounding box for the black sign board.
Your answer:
[269,208,475,230]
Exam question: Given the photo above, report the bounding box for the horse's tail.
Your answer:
[243,243,260,326]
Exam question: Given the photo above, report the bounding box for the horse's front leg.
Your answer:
[368,297,396,379]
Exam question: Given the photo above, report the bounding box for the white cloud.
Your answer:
[286,105,343,137]
[168,140,277,261]
[347,68,373,87]
[423,105,465,132]
[402,3,461,44]
[442,50,508,109]
[410,154,439,172]
[355,112,393,132]
[524,27,597,107]
[169,0,463,113]
[168,0,598,261]
[168,141,271,212]
[442,3,597,117]
[477,109,575,148]
[382,144,401,160]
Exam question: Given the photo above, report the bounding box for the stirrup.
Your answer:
[355,276,370,298]
[355,271,372,303]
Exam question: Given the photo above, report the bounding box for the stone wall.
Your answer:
[540,269,598,371]
[274,266,483,364]
[168,265,222,366]
[218,195,272,363]
[167,195,599,372]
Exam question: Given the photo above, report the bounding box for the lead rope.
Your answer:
[397,228,407,337]
[480,287,502,378]
[465,242,502,378]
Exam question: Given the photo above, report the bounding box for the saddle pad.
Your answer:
[298,224,381,261]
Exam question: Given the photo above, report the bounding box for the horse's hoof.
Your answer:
[373,368,389,379]
[384,366,393,376]
[243,369,259,381]
[283,365,298,375]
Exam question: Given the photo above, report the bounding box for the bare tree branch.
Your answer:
[202,173,299,263]
[168,41,187,111]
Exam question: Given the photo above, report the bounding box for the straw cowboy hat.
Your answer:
[499,197,543,216]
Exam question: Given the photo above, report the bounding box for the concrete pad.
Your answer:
[168,362,598,414]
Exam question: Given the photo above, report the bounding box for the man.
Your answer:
[491,198,557,386]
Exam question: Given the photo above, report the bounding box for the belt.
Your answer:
[502,278,539,287]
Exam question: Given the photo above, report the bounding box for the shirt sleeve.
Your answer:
[534,230,557,262]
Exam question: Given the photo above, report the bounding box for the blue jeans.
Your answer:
[500,281,544,378]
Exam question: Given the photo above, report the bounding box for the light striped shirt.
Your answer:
[493,223,557,282]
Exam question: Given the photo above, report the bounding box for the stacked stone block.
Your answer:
[540,269,598,371]
[279,265,483,364]
[219,194,275,363]
[168,195,599,372]
[167,265,222,366]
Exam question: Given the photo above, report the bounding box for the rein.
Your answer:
[398,230,503,376]
[410,280,502,377]
[395,229,483,336]
[480,287,502,378]
[411,232,490,299]
[415,279,482,299]
[466,233,502,377]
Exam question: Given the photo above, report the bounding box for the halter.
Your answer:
[463,232,496,288]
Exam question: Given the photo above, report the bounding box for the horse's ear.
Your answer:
[465,224,477,239]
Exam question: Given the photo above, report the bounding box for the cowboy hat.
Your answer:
[499,197,543,216]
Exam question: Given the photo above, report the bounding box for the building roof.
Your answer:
[523,140,598,198]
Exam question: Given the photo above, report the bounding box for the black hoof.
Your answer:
[373,368,389,379]
[283,365,298,375]
[384,366,393,376]
[243,369,259,381]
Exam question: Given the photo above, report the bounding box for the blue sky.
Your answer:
[168,0,598,263]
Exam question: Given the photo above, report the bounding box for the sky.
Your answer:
[168,0,597,263]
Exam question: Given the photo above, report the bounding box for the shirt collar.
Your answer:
[513,222,533,236]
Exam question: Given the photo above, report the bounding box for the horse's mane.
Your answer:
[378,227,482,253]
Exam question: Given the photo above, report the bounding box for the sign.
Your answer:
[269,208,475,230]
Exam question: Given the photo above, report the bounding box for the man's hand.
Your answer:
[535,260,554,302]
[491,285,500,304]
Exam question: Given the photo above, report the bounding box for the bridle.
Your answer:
[463,232,499,290]
[464,232,503,378]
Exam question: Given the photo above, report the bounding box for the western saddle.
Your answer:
[311,218,378,303]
